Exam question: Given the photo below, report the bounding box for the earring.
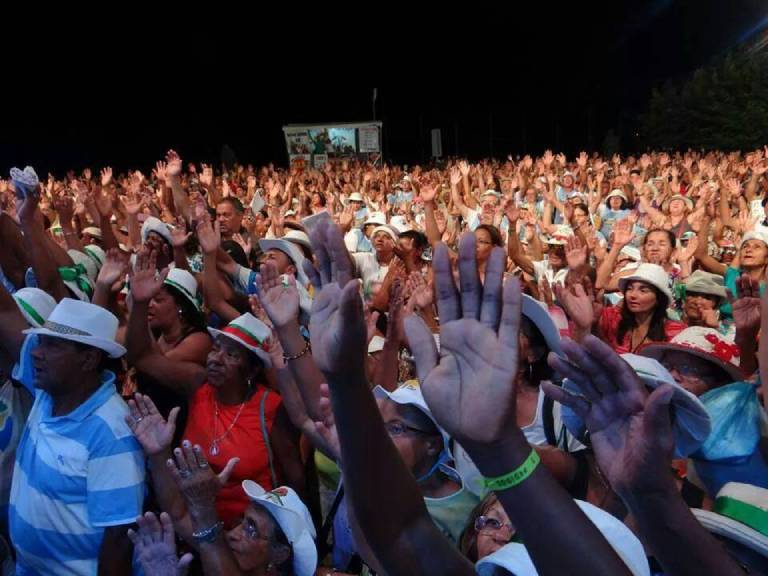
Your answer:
[178,309,183,316]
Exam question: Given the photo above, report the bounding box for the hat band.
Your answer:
[714,496,768,537]
[58,264,94,298]
[15,298,45,327]
[42,320,91,337]
[164,279,202,309]
[222,325,270,353]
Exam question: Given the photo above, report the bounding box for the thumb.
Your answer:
[167,407,180,433]
[217,457,240,486]
[177,553,195,575]
[643,385,675,449]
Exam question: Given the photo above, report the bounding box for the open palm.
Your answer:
[405,234,522,445]
[544,336,676,497]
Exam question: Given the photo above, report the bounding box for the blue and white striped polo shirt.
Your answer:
[10,335,145,576]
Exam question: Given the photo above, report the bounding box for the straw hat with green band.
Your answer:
[163,269,202,312]
[58,263,95,302]
[13,288,57,328]
[692,482,768,558]
[207,313,272,368]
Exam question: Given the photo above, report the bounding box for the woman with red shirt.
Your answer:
[560,263,686,353]
[125,309,303,537]
[599,263,687,353]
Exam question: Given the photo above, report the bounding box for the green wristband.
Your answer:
[483,449,541,491]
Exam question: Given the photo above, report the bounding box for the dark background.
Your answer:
[3,0,767,175]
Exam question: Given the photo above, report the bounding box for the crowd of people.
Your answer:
[0,146,766,575]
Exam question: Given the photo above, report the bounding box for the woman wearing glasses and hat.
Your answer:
[694,219,768,319]
[129,434,319,576]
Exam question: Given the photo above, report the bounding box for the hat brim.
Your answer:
[637,342,744,384]
[207,328,272,369]
[258,239,309,286]
[163,280,203,312]
[618,274,674,303]
[684,286,727,300]
[521,295,563,357]
[22,327,126,358]
[692,509,768,557]
[662,196,694,212]
[62,280,93,303]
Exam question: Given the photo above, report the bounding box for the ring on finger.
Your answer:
[178,469,192,479]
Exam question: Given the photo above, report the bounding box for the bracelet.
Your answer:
[192,521,224,544]
[483,449,540,491]
[282,340,311,362]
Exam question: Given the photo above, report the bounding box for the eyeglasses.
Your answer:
[474,516,514,535]
[383,421,432,438]
[662,361,716,381]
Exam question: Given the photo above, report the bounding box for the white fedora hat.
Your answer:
[476,499,650,575]
[606,188,629,202]
[207,313,272,368]
[23,298,126,358]
[66,249,98,282]
[363,212,388,227]
[60,251,96,302]
[141,216,173,246]
[242,482,317,576]
[618,263,674,303]
[692,482,768,559]
[163,268,202,312]
[259,236,309,287]
[83,244,107,270]
[13,288,57,328]
[347,191,365,203]
[82,226,103,240]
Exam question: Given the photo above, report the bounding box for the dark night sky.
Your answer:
[4,0,767,175]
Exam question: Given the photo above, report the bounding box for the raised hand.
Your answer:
[255,260,300,329]
[544,336,676,498]
[404,233,522,445]
[554,281,594,333]
[130,249,168,303]
[449,166,462,186]
[458,160,470,177]
[53,195,76,225]
[729,273,761,334]
[125,393,179,456]
[170,219,191,248]
[420,183,437,203]
[100,167,113,187]
[97,248,129,291]
[128,512,194,576]
[611,218,635,247]
[168,440,239,511]
[165,150,183,180]
[195,218,221,255]
[303,220,364,377]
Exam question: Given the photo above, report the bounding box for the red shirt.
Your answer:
[598,305,687,354]
[184,383,282,527]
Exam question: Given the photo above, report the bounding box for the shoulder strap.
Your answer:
[543,393,558,448]
[259,389,278,488]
